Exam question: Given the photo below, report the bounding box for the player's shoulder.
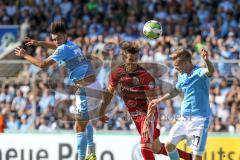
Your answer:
[138,65,154,78]
[177,72,186,83]
[112,65,125,73]
[57,41,77,50]
[193,66,207,77]
[56,44,66,51]
[137,65,147,72]
[193,66,202,73]
[66,40,78,47]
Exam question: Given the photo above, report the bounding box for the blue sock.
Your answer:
[168,149,180,160]
[86,123,95,154]
[77,132,87,160]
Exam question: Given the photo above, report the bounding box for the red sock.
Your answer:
[141,147,155,160]
[177,148,192,160]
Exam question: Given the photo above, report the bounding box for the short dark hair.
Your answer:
[171,47,192,61]
[120,41,140,54]
[51,21,66,34]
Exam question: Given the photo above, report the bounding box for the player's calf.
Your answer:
[165,142,176,152]
[165,142,193,160]
[165,143,180,160]
[152,139,167,155]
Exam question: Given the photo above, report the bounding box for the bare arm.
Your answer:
[158,88,179,102]
[145,86,159,120]
[200,48,215,76]
[25,38,57,49]
[142,85,180,142]
[202,59,215,76]
[37,41,57,49]
[99,85,115,120]
[148,88,180,112]
[15,47,56,68]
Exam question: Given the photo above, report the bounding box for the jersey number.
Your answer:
[74,48,82,55]
[192,135,200,146]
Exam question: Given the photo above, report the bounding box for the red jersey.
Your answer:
[109,65,156,114]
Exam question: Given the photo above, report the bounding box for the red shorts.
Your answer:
[132,112,160,144]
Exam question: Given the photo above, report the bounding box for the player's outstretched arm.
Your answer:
[99,85,115,123]
[25,37,57,49]
[148,88,179,111]
[200,48,215,76]
[143,88,179,140]
[15,47,56,68]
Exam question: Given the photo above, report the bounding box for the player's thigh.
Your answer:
[187,117,211,157]
[167,121,187,146]
[74,120,89,132]
[140,143,153,149]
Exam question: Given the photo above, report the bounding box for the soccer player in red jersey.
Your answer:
[99,41,192,160]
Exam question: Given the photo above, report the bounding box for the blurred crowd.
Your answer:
[0,0,240,133]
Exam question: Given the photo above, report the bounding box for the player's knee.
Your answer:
[165,142,176,152]
[151,139,161,154]
[140,143,153,150]
[74,121,88,132]
[193,155,202,160]
[152,142,164,154]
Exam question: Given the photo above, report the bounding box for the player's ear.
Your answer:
[63,33,68,39]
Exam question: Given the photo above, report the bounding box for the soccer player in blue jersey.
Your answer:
[15,21,97,160]
[148,48,214,160]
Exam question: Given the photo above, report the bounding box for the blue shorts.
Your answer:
[65,56,95,82]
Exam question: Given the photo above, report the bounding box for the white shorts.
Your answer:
[167,117,212,156]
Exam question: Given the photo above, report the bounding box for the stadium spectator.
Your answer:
[0,0,239,134]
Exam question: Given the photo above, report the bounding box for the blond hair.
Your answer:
[171,47,192,61]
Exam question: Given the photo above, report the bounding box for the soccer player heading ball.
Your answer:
[99,41,192,160]
[15,21,97,160]
[149,48,214,160]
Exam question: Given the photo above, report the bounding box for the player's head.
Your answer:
[50,21,67,46]
[120,41,139,64]
[171,47,193,73]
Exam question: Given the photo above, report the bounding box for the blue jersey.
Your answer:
[176,66,212,117]
[50,40,94,82]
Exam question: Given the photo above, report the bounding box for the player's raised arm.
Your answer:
[15,47,56,68]
[25,37,57,49]
[99,85,115,122]
[200,48,215,77]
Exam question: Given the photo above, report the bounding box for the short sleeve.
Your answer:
[175,81,182,91]
[50,48,65,63]
[198,68,209,79]
[175,74,182,91]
